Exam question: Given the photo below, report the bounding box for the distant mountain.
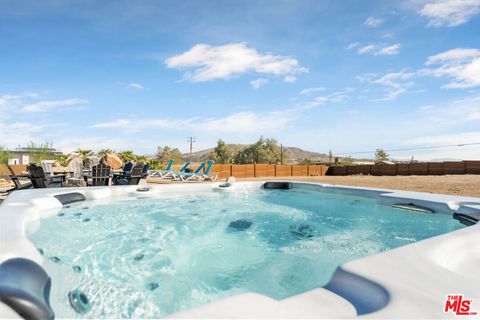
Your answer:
[182,144,332,163]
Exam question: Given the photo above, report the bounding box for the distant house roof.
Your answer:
[375,160,395,165]
[8,147,60,153]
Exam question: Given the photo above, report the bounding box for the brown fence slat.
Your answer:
[409,163,428,175]
[275,165,292,177]
[292,165,308,176]
[307,165,321,176]
[465,161,480,174]
[427,162,443,175]
[254,164,275,177]
[371,164,396,176]
[443,161,465,174]
[396,164,409,175]
[0,164,10,175]
[232,164,254,178]
[328,166,346,176]
[210,164,232,179]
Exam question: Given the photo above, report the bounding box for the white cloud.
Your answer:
[346,42,360,50]
[368,70,419,100]
[360,48,480,100]
[377,44,401,55]
[0,120,59,148]
[0,94,22,109]
[426,48,480,88]
[250,78,268,89]
[126,83,144,90]
[165,43,308,82]
[300,87,326,95]
[357,43,401,56]
[418,0,480,27]
[301,88,355,108]
[90,110,293,135]
[196,111,292,133]
[405,131,480,146]
[364,17,384,27]
[413,95,480,127]
[283,75,297,83]
[23,98,87,112]
[357,45,376,55]
[90,119,131,128]
[53,137,131,153]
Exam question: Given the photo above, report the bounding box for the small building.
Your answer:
[7,147,61,165]
[375,160,395,165]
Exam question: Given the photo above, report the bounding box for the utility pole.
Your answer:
[280,144,283,165]
[187,136,196,162]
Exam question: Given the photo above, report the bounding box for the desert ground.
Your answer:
[235,175,480,198]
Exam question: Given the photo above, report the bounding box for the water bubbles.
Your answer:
[82,218,91,222]
[57,212,65,217]
[72,265,82,273]
[74,212,82,217]
[289,224,316,239]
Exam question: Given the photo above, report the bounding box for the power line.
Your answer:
[334,142,480,156]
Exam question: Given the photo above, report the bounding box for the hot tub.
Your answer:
[1,181,479,318]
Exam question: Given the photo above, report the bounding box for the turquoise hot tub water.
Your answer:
[28,186,464,317]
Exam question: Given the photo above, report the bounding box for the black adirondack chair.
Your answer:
[141,163,150,179]
[88,163,111,186]
[27,164,64,188]
[113,162,144,185]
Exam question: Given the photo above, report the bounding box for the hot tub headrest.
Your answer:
[453,212,480,226]
[54,192,86,205]
[0,258,54,320]
[262,181,293,190]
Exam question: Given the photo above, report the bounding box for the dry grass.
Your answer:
[239,175,480,197]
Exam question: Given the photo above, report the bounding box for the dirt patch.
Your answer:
[239,175,480,198]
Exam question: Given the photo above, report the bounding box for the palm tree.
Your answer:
[75,148,93,158]
[98,149,114,157]
[55,153,70,166]
[117,150,137,162]
[135,155,150,163]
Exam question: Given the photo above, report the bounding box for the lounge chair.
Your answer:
[149,160,174,177]
[162,162,190,179]
[88,163,111,186]
[113,162,144,185]
[177,162,206,181]
[197,160,217,181]
[180,160,217,181]
[27,164,64,188]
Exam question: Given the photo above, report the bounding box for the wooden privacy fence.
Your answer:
[327,161,480,176]
[211,164,329,179]
[0,164,28,175]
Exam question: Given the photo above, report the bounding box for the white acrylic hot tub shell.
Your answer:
[0,181,479,319]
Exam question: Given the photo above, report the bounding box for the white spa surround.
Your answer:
[0,181,479,319]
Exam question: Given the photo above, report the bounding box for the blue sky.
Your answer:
[1,0,479,160]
